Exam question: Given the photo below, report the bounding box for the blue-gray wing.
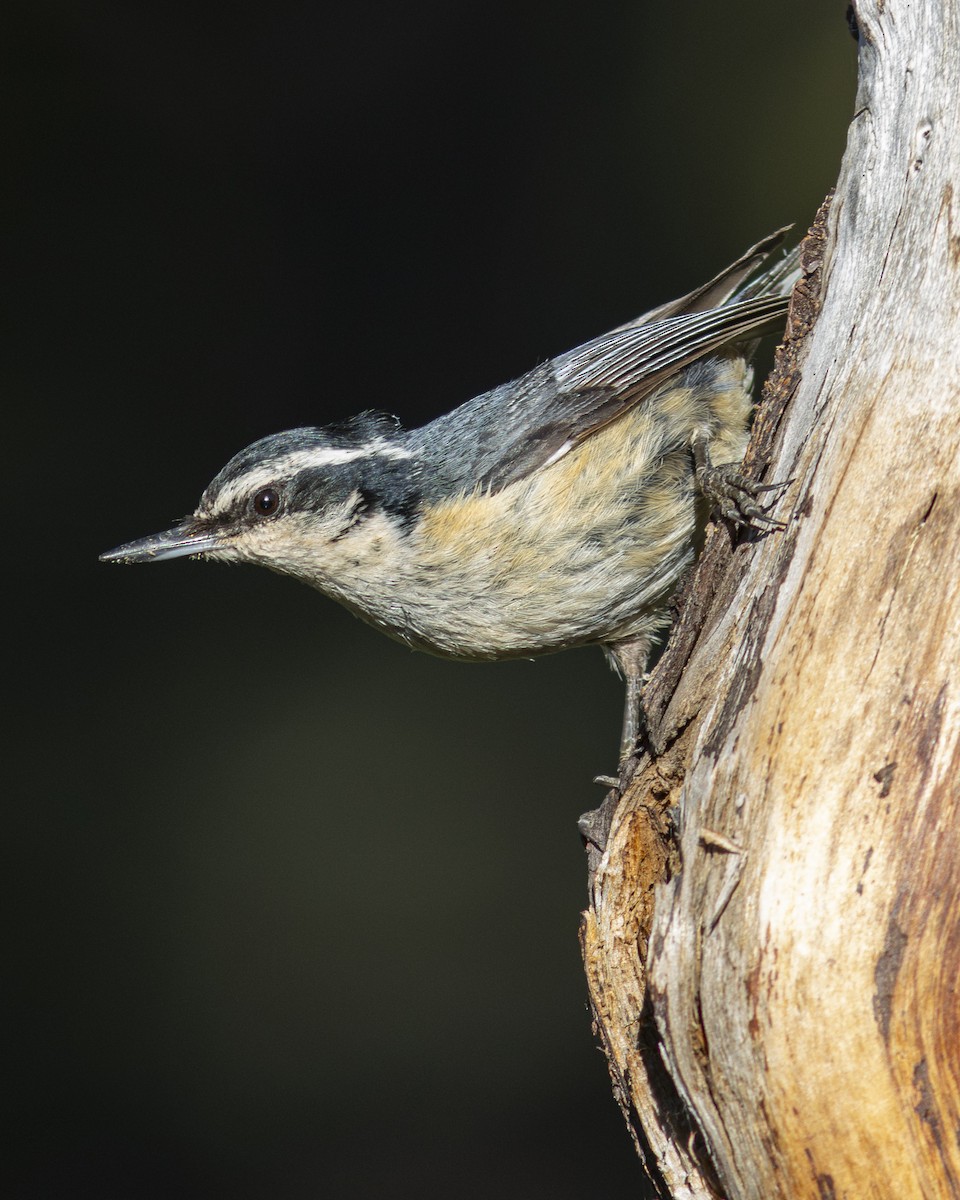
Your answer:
[411,286,793,497]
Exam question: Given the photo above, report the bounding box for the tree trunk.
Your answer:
[581,3,960,1196]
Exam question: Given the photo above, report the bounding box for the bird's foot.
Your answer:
[697,463,790,530]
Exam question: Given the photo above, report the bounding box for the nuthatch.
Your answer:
[102,230,797,766]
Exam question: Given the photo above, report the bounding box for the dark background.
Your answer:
[9,4,853,1197]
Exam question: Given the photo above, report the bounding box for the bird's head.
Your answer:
[100,415,419,584]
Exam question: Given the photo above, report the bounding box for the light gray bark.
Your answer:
[583,3,960,1196]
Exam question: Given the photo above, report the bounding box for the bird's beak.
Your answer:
[99,520,225,564]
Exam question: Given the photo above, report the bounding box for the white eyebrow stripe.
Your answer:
[208,439,413,514]
[275,439,413,473]
[213,467,281,512]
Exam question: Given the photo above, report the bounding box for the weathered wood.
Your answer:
[583,3,960,1196]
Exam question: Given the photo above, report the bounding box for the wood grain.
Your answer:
[583,3,960,1195]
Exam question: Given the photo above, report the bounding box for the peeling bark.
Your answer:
[582,3,960,1196]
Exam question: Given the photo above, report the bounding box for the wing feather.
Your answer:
[410,235,798,496]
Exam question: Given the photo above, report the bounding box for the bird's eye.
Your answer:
[251,486,282,518]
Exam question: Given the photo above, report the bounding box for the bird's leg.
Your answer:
[691,431,789,530]
[582,637,653,867]
[605,635,652,771]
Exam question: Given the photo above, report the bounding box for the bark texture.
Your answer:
[582,3,960,1196]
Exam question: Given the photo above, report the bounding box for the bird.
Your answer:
[101,229,798,770]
